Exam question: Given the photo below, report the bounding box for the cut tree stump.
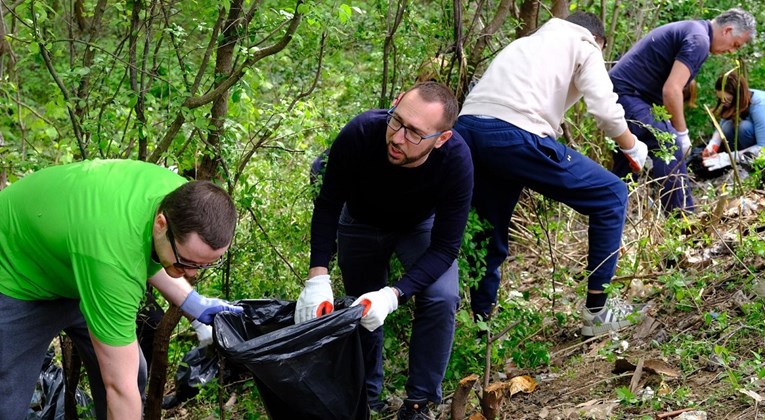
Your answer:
[480,382,507,419]
[452,374,479,419]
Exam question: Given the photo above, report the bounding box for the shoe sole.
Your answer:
[581,318,636,337]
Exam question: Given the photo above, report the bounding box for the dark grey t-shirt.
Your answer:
[610,20,711,104]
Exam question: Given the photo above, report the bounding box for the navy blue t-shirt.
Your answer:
[610,20,711,105]
[310,109,473,296]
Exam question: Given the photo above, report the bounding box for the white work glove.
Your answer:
[619,137,648,172]
[351,287,399,331]
[676,129,692,157]
[703,145,762,171]
[294,274,334,324]
[702,132,723,158]
[192,319,213,347]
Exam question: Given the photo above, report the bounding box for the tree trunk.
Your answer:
[516,0,539,38]
[480,382,506,419]
[144,306,184,419]
[551,0,569,18]
[197,0,244,181]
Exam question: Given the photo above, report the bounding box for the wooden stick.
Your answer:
[656,407,695,419]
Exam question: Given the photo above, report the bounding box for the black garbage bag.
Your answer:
[688,146,727,180]
[162,345,219,409]
[214,298,368,420]
[27,348,95,420]
[162,344,249,409]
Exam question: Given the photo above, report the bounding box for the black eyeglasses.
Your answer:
[165,213,224,270]
[386,107,443,145]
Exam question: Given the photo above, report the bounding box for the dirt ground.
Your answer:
[434,168,765,420]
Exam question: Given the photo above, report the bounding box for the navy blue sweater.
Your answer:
[310,109,473,297]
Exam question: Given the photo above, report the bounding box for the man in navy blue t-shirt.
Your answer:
[609,8,756,213]
[295,82,473,419]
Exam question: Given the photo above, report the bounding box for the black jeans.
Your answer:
[337,206,459,404]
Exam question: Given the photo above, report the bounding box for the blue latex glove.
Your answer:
[181,290,243,325]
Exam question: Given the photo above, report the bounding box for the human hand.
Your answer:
[294,274,334,324]
[702,152,731,171]
[351,287,399,331]
[619,137,648,172]
[180,290,243,325]
[702,133,723,158]
[676,129,692,157]
[192,319,213,347]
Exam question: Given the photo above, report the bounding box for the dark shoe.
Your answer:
[397,398,433,420]
[369,397,393,415]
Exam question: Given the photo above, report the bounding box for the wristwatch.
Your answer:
[392,286,405,304]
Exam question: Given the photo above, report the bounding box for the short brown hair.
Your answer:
[159,181,237,249]
[408,81,459,130]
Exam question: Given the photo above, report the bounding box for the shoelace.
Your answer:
[606,297,636,317]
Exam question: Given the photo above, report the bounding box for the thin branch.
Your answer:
[233,30,327,187]
[36,38,87,158]
[246,207,302,281]
[149,0,304,163]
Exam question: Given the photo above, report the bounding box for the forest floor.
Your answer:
[162,166,765,420]
[433,165,765,420]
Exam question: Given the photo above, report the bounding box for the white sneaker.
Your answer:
[581,296,647,337]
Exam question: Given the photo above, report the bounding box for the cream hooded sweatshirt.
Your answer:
[460,18,628,140]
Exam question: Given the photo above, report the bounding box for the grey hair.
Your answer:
[713,8,757,37]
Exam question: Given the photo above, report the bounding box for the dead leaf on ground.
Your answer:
[738,388,764,403]
[633,315,659,340]
[575,400,618,420]
[508,375,538,396]
[613,358,680,377]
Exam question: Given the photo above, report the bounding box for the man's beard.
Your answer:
[386,141,434,166]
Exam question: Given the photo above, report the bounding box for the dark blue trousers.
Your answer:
[337,207,459,404]
[612,93,694,213]
[455,116,627,317]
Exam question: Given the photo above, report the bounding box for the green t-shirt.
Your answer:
[0,159,186,346]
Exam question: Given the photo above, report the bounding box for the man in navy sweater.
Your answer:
[295,81,473,419]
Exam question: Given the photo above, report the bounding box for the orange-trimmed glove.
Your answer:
[619,137,648,172]
[352,287,399,331]
[702,133,723,158]
[294,274,334,324]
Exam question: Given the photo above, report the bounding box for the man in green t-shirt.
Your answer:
[0,159,242,419]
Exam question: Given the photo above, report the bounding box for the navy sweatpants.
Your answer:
[612,93,694,213]
[455,115,627,317]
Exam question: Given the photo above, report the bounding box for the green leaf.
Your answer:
[127,95,138,108]
[338,4,352,24]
